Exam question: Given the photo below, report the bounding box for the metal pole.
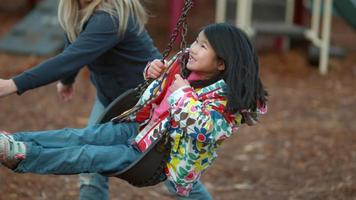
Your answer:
[237,0,247,29]
[236,0,254,36]
[216,0,227,22]
[319,0,332,74]
[311,0,321,40]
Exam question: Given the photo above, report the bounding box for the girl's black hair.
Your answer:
[196,23,268,113]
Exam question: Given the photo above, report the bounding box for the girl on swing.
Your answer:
[0,23,267,198]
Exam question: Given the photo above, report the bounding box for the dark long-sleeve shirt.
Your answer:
[12,11,162,106]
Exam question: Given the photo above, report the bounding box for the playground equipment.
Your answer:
[216,0,356,75]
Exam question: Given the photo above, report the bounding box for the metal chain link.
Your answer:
[180,19,188,50]
[161,0,194,61]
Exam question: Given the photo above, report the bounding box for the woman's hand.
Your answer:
[57,82,74,102]
[169,74,190,93]
[0,79,18,97]
[146,59,167,79]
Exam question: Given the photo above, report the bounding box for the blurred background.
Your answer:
[0,0,355,199]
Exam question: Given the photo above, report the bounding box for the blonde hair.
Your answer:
[58,0,148,42]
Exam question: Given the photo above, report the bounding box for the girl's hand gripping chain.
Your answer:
[145,59,168,79]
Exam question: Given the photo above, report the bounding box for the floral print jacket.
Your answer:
[124,53,267,196]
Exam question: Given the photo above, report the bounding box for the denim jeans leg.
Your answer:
[164,180,214,200]
[80,173,109,200]
[87,97,106,125]
[14,122,140,173]
[80,98,109,200]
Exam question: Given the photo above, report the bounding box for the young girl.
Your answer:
[0,0,162,199]
[0,23,267,197]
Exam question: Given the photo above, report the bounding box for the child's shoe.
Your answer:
[0,134,26,169]
[0,130,15,141]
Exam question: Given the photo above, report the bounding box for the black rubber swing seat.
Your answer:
[96,88,140,123]
[96,88,171,187]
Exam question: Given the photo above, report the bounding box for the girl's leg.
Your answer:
[12,122,138,148]
[80,98,109,200]
[164,180,213,200]
[87,96,106,125]
[1,122,140,173]
[80,173,109,200]
[15,142,141,174]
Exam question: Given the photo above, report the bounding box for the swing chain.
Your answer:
[111,0,194,123]
[138,0,193,93]
[161,0,194,61]
[180,18,188,50]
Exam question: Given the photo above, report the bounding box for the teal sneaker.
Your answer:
[0,134,26,169]
[0,131,15,141]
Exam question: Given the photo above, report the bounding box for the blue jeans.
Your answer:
[12,122,141,174]
[165,180,214,200]
[80,98,109,200]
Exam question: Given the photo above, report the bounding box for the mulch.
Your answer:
[1,1,356,199]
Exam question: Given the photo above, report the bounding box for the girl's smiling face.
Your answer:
[187,31,225,80]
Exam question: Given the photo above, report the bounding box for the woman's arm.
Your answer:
[59,36,78,86]
[10,12,121,95]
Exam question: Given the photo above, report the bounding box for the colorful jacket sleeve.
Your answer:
[240,103,268,126]
[167,86,232,144]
